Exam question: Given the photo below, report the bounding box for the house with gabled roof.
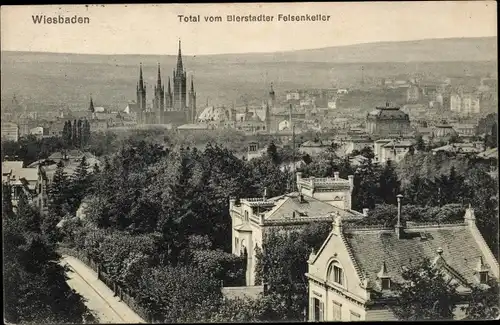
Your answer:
[306,196,499,321]
[230,171,366,286]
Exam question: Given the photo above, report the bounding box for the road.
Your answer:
[61,255,146,324]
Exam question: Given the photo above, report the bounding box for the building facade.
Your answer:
[365,104,411,137]
[307,203,499,321]
[1,122,19,142]
[230,172,364,286]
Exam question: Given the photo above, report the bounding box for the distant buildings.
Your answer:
[306,205,499,321]
[374,139,415,164]
[1,122,19,142]
[365,103,411,138]
[230,172,364,286]
[450,91,481,115]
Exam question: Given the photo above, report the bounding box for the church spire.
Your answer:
[89,95,95,113]
[139,63,144,89]
[167,77,171,94]
[157,63,162,86]
[176,39,183,73]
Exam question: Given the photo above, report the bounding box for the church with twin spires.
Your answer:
[135,40,197,126]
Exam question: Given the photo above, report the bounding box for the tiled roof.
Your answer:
[343,223,495,292]
[2,161,23,172]
[264,192,362,221]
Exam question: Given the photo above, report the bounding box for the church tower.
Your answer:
[136,63,147,124]
[265,102,271,133]
[188,76,197,123]
[154,63,165,124]
[269,82,276,108]
[89,95,96,120]
[173,39,187,113]
[165,77,173,111]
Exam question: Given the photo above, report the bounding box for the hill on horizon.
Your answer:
[1,37,497,111]
[2,36,497,63]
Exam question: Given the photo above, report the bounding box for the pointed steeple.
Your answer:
[139,63,144,89]
[89,96,95,113]
[176,39,183,73]
[167,77,172,94]
[157,63,162,87]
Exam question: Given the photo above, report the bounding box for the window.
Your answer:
[244,210,249,222]
[381,278,391,290]
[235,238,239,252]
[332,301,342,320]
[350,311,361,321]
[333,265,344,286]
[479,271,488,284]
[312,298,324,321]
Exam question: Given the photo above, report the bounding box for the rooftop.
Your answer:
[343,219,497,293]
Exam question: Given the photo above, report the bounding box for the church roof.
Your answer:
[343,220,498,292]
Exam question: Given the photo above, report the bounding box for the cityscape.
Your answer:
[1,2,499,324]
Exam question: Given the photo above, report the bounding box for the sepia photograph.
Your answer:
[1,2,498,323]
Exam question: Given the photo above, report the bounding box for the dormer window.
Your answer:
[381,278,391,290]
[377,261,391,291]
[328,261,344,286]
[476,256,489,284]
[479,271,488,284]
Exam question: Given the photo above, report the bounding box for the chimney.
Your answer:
[296,171,303,191]
[464,203,476,226]
[263,187,267,200]
[334,171,339,180]
[229,197,236,209]
[395,194,404,239]
[348,175,354,188]
[362,208,369,217]
[334,215,343,234]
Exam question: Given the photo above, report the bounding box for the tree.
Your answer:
[3,194,93,324]
[351,157,380,210]
[462,279,500,320]
[77,119,83,148]
[392,259,460,321]
[267,141,280,165]
[415,134,425,151]
[378,159,401,205]
[72,119,78,147]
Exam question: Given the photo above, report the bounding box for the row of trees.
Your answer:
[62,119,92,148]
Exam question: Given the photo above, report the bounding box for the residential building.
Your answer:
[374,140,415,164]
[366,103,411,137]
[306,201,499,321]
[431,142,485,156]
[230,172,364,286]
[1,122,19,142]
[406,85,421,103]
[2,161,40,208]
[337,137,374,157]
[300,140,333,156]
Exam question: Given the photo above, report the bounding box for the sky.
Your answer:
[1,2,497,55]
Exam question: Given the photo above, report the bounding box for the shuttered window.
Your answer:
[332,301,342,320]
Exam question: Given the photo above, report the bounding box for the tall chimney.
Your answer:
[396,194,404,239]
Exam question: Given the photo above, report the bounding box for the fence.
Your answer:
[58,246,156,323]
